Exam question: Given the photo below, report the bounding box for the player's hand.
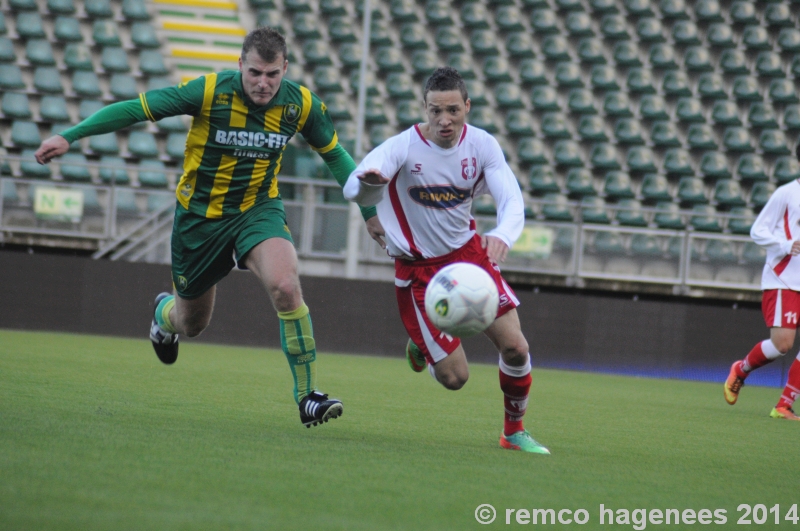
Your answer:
[481,235,509,264]
[366,216,386,249]
[34,135,70,164]
[791,241,800,256]
[358,168,390,186]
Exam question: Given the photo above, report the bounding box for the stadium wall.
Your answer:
[0,251,791,387]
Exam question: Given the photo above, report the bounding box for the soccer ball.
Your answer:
[424,262,500,338]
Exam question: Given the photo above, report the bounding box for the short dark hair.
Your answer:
[242,27,287,64]
[423,66,468,102]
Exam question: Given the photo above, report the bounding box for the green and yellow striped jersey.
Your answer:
[140,71,338,218]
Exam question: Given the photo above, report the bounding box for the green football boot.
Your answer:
[405,339,426,372]
[500,430,551,455]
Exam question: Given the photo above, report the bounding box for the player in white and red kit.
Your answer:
[344,67,549,453]
[724,144,800,421]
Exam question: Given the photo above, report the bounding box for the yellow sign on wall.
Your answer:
[34,187,84,222]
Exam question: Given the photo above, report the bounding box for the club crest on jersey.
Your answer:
[283,104,301,124]
[461,157,477,180]
[408,185,470,209]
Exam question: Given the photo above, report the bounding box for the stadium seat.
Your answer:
[542,36,571,62]
[590,66,620,91]
[98,156,128,184]
[687,124,717,150]
[26,39,56,67]
[39,95,70,122]
[11,121,41,149]
[637,18,664,42]
[614,119,645,145]
[728,207,755,235]
[774,156,800,184]
[285,0,311,12]
[16,12,46,39]
[314,67,343,93]
[723,127,754,152]
[613,42,642,67]
[750,182,775,210]
[730,1,757,24]
[654,202,685,229]
[127,131,158,158]
[518,138,548,165]
[100,47,130,73]
[541,113,571,139]
[365,96,388,124]
[410,50,437,77]
[462,3,489,29]
[603,170,635,199]
[603,92,632,117]
[293,14,321,39]
[711,101,741,126]
[588,0,617,12]
[624,0,654,17]
[600,14,629,40]
[578,38,607,65]
[386,73,415,101]
[769,79,799,104]
[541,193,573,221]
[1,92,31,120]
[471,30,500,56]
[464,79,487,106]
[555,63,584,88]
[447,54,475,79]
[257,10,284,33]
[553,140,584,167]
[529,166,561,195]
[695,0,723,22]
[165,133,186,161]
[348,70,379,96]
[376,47,404,74]
[20,149,51,179]
[697,73,727,101]
[138,159,168,188]
[639,95,668,121]
[676,98,704,124]
[649,44,678,71]
[743,241,766,264]
[506,111,535,136]
[748,103,779,129]
[302,41,332,67]
[778,29,800,53]
[506,33,535,59]
[706,240,738,264]
[531,9,559,34]
[672,21,700,46]
[736,154,767,182]
[64,43,93,71]
[109,73,138,100]
[765,3,792,27]
[641,173,671,203]
[565,11,593,36]
[391,0,418,22]
[401,23,428,50]
[742,26,771,52]
[48,0,76,14]
[33,66,64,94]
[92,19,120,47]
[590,143,620,170]
[664,149,694,177]
[113,188,139,217]
[714,179,746,208]
[684,47,713,73]
[759,130,791,155]
[792,57,800,79]
[88,132,119,155]
[567,89,596,115]
[122,0,149,20]
[650,121,681,148]
[662,71,692,98]
[59,153,92,182]
[72,71,103,98]
[78,99,104,121]
[565,168,596,197]
[483,57,512,82]
[700,152,731,179]
[531,86,561,111]
[706,24,735,49]
[690,205,722,232]
[138,50,168,76]
[435,27,463,52]
[0,36,14,62]
[84,0,113,18]
[616,199,647,227]
[581,196,610,224]
[53,16,82,42]
[467,107,499,133]
[425,0,454,25]
[627,146,657,173]
[756,52,785,79]
[328,17,356,43]
[720,50,750,75]
[555,0,583,12]
[578,115,608,141]
[630,234,661,256]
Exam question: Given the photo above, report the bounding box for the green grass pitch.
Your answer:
[1,329,798,530]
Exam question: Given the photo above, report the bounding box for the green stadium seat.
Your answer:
[662,71,692,97]
[483,57,512,82]
[369,125,397,148]
[589,0,617,13]
[495,83,524,109]
[616,199,648,227]
[16,12,46,39]
[518,138,548,165]
[47,0,75,13]
[425,0,453,25]
[127,131,158,158]
[53,16,82,43]
[302,41,332,67]
[100,47,130,73]
[769,79,799,104]
[72,71,102,98]
[165,133,185,162]
[110,73,139,101]
[751,182,775,209]
[256,10,284,33]
[529,166,561,195]
[568,89,597,115]
[467,107,499,133]
[386,73,415,101]
[743,26,771,52]
[122,0,149,20]
[328,17,356,43]
[684,47,713,72]
[687,124,717,150]
[2,92,31,120]
[447,54,475,79]
[138,159,168,188]
[578,115,608,141]
[130,22,159,49]
[113,187,140,216]
[664,149,694,176]
[636,18,664,42]
[700,152,731,179]
[376,47,404,74]
[672,21,700,46]
[654,202,685,229]
[743,241,766,264]
[759,130,791,155]
[581,196,610,224]
[600,15,630,40]
[33,66,64,94]
[531,9,559,34]
[411,50,437,77]
[321,94,351,121]
[401,23,428,50]
[348,70,379,96]
[641,173,672,203]
[756,52,785,79]
[471,30,500,56]
[84,0,113,18]
[733,77,761,102]
[697,73,726,101]
[20,149,51,179]
[147,77,171,91]
[625,0,654,16]
[542,36,571,61]
[541,112,571,139]
[314,67,343,93]
[464,79,487,106]
[706,241,739,266]
[285,0,311,12]
[711,101,741,126]
[727,207,755,235]
[630,234,661,256]
[26,39,56,67]
[505,111,534,137]
[519,59,548,85]
[706,23,735,48]
[748,103,779,129]
[555,0,583,11]
[602,92,633,118]
[553,140,584,167]
[677,177,708,204]
[720,50,750,75]
[696,0,723,21]
[778,29,800,53]
[614,42,642,67]
[542,193,573,221]
[435,27,463,52]
[649,44,678,71]
[138,50,168,76]
[391,0,418,22]
[531,86,561,111]
[0,12,5,35]
[506,33,535,59]
[774,156,800,184]
[462,3,489,28]
[676,98,704,124]
[627,146,657,173]
[40,95,70,122]
[603,170,635,199]
[765,3,793,27]
[690,205,722,232]
[59,152,92,182]
[578,38,607,64]
[556,63,583,88]
[590,66,620,91]
[11,121,41,149]
[92,19,120,47]
[714,179,746,208]
[293,14,321,39]
[736,154,767,182]
[730,1,757,23]
[64,43,93,71]
[78,99,104,121]
[590,143,620,170]
[639,95,668,121]
[0,36,14,62]
[791,57,800,79]
[614,119,645,145]
[650,121,681,147]
[566,12,593,36]
[566,168,596,197]
[365,96,388,125]
[88,132,120,155]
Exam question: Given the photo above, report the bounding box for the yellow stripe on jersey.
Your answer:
[139,93,155,122]
[239,158,270,212]
[176,73,217,209]
[311,132,338,154]
[230,92,248,128]
[296,86,312,132]
[264,106,282,132]
[206,154,237,218]
[267,152,282,199]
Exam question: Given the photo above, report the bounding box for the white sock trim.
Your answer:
[499,353,531,378]
[428,363,438,381]
[761,339,783,360]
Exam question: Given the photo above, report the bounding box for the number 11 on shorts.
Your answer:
[736,504,798,525]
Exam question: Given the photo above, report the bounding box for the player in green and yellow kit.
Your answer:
[34,27,384,427]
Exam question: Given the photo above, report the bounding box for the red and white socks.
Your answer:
[499,354,532,437]
[777,354,800,410]
[741,339,783,375]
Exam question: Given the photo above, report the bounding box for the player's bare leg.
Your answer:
[244,237,342,427]
[431,346,469,390]
[726,327,795,405]
[150,286,216,364]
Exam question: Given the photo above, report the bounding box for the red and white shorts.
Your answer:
[762,289,800,329]
[394,234,520,365]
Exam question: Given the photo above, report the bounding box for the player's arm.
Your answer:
[343,134,406,206]
[479,136,525,263]
[751,188,798,256]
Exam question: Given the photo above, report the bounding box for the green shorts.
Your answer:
[170,199,294,299]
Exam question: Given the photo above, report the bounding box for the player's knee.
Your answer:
[500,337,529,365]
[776,340,793,355]
[269,277,301,309]
[440,373,468,390]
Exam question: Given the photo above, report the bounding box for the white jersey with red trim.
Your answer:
[751,179,800,290]
[343,124,524,260]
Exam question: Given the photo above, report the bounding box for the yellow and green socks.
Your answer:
[278,303,317,404]
[154,295,177,334]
